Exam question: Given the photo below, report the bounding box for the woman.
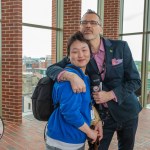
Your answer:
[46,31,98,150]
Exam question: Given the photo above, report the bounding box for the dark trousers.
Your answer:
[98,108,138,150]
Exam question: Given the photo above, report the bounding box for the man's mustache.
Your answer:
[84,29,92,33]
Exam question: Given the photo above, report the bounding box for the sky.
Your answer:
[22,0,144,61]
[22,0,97,58]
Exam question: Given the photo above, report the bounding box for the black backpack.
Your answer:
[31,65,83,121]
[31,77,57,121]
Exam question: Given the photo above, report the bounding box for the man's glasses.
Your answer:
[80,20,101,26]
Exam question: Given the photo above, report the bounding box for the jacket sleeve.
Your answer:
[112,41,141,105]
[46,57,70,81]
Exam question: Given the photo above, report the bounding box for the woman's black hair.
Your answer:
[67,31,92,57]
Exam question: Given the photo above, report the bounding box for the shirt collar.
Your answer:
[100,39,105,52]
[92,39,105,56]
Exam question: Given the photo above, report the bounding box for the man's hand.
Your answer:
[93,91,114,104]
[60,71,86,93]
[94,121,103,141]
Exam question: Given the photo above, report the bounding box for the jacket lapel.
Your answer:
[86,57,99,74]
[87,38,114,81]
[102,38,114,80]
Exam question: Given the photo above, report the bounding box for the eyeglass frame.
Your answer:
[80,20,101,26]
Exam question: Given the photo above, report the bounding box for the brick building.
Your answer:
[0,0,149,124]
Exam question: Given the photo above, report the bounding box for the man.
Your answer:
[46,9,142,150]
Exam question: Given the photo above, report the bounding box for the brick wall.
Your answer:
[51,0,81,59]
[0,0,120,124]
[51,0,56,64]
[51,0,120,60]
[62,0,81,56]
[1,0,22,124]
[103,0,120,39]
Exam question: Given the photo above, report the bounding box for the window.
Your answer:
[123,0,144,33]
[23,0,52,26]
[81,0,97,17]
[22,0,52,59]
[22,0,54,115]
[23,27,52,58]
[121,0,144,65]
[120,0,150,108]
[122,35,142,62]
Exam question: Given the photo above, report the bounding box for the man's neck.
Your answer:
[90,37,101,54]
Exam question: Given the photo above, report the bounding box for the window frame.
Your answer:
[22,0,64,115]
[0,0,2,116]
[22,0,63,61]
[119,0,150,107]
